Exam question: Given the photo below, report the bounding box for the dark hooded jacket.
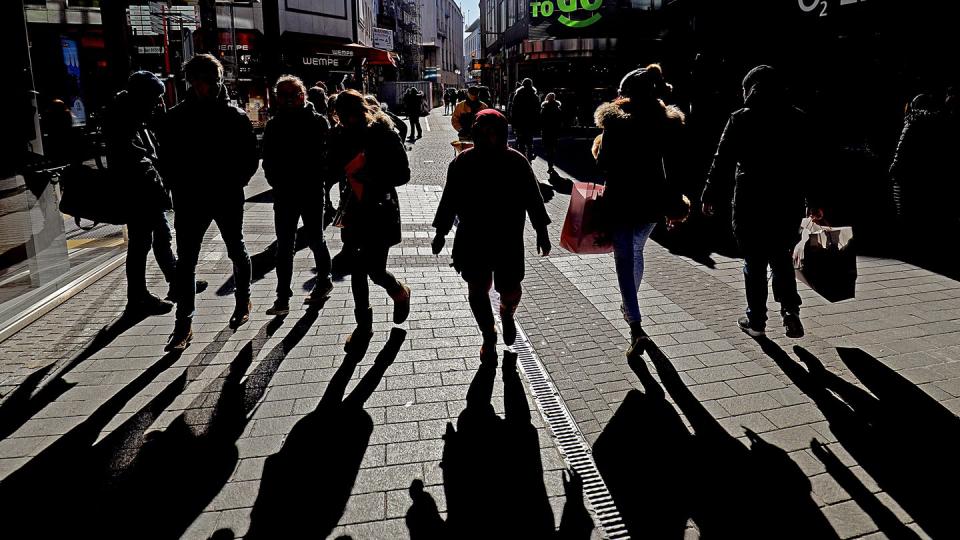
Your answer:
[102,90,171,212]
[157,86,259,206]
[540,100,563,137]
[510,85,540,132]
[261,101,330,197]
[403,88,425,118]
[434,110,550,277]
[328,111,410,247]
[890,106,951,221]
[594,98,686,227]
[701,82,814,249]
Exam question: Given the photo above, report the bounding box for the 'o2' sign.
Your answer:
[799,0,866,17]
[531,0,603,29]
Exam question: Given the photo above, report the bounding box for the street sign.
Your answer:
[373,28,395,51]
[137,46,164,54]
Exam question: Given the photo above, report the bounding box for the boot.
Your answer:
[229,299,252,329]
[480,328,498,364]
[345,307,374,354]
[500,304,518,346]
[391,283,411,324]
[626,321,650,358]
[165,319,193,352]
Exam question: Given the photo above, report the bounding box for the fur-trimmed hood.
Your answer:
[594,98,685,130]
[369,109,396,131]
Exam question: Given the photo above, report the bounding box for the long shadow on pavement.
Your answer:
[593,340,839,539]
[215,225,311,297]
[0,311,148,440]
[406,352,593,540]
[245,327,407,539]
[758,339,959,539]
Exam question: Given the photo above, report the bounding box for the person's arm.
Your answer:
[234,110,259,186]
[260,119,276,186]
[522,158,552,255]
[701,114,739,215]
[432,159,459,253]
[451,102,463,132]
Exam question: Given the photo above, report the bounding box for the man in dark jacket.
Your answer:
[702,65,817,339]
[103,71,177,315]
[262,75,334,316]
[432,109,551,360]
[159,54,259,351]
[510,79,540,160]
[403,87,425,142]
[451,87,488,140]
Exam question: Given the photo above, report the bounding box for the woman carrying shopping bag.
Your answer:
[593,64,687,358]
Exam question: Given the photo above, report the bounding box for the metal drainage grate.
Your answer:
[495,301,630,540]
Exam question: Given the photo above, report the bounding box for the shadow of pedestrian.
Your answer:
[0,310,148,440]
[758,339,959,538]
[97,310,319,538]
[407,352,581,539]
[215,225,312,296]
[637,342,839,539]
[246,327,407,539]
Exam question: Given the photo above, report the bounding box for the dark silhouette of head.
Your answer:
[471,108,508,151]
[742,65,786,109]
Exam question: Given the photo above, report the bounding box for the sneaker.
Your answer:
[738,317,766,338]
[305,280,334,305]
[626,322,649,358]
[266,298,290,316]
[501,312,517,346]
[127,294,173,316]
[783,313,805,339]
[229,299,253,329]
[165,320,193,351]
[392,284,411,324]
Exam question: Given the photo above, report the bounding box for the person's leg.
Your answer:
[770,246,804,337]
[495,272,522,346]
[612,226,642,325]
[466,271,497,359]
[742,251,770,331]
[214,194,253,326]
[414,116,423,138]
[301,197,333,300]
[408,116,417,141]
[346,245,374,353]
[271,197,298,310]
[125,219,153,302]
[365,244,411,323]
[151,211,178,286]
[167,211,209,350]
[631,223,657,295]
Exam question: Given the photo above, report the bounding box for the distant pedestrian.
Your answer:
[702,65,820,340]
[451,87,488,140]
[104,71,177,315]
[306,86,328,116]
[261,75,334,316]
[594,64,687,357]
[159,54,258,351]
[456,88,467,103]
[510,79,540,160]
[540,92,563,174]
[403,86,425,142]
[433,109,551,360]
[444,87,457,115]
[330,90,412,351]
[478,86,492,108]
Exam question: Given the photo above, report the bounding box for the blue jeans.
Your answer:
[612,223,657,324]
[743,247,802,327]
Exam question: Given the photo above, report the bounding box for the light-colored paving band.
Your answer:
[495,298,630,540]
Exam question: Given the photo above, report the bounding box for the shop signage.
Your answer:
[373,28,394,50]
[798,0,867,17]
[530,0,603,29]
[137,46,164,54]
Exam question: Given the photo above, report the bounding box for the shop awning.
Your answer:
[344,43,397,67]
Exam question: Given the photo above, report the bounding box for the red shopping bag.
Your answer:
[560,182,612,254]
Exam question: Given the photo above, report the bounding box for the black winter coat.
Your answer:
[157,88,259,206]
[511,86,540,132]
[540,101,563,137]
[329,112,410,247]
[261,102,330,198]
[434,146,550,277]
[403,90,425,118]
[102,91,171,212]
[594,99,686,228]
[702,104,813,250]
[890,109,952,221]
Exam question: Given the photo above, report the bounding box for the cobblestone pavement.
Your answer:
[1,108,958,539]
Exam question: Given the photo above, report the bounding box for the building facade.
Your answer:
[463,17,480,85]
[420,0,463,88]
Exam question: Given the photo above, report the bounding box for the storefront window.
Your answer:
[67,0,101,7]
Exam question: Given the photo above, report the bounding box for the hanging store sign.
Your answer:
[373,28,395,51]
[530,0,603,29]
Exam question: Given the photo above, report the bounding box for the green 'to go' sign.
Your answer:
[531,0,603,29]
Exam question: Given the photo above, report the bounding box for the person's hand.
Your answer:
[702,202,715,217]
[431,234,445,255]
[536,229,552,256]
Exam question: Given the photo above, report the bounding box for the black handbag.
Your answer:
[58,163,130,227]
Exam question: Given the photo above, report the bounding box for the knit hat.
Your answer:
[127,71,165,98]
